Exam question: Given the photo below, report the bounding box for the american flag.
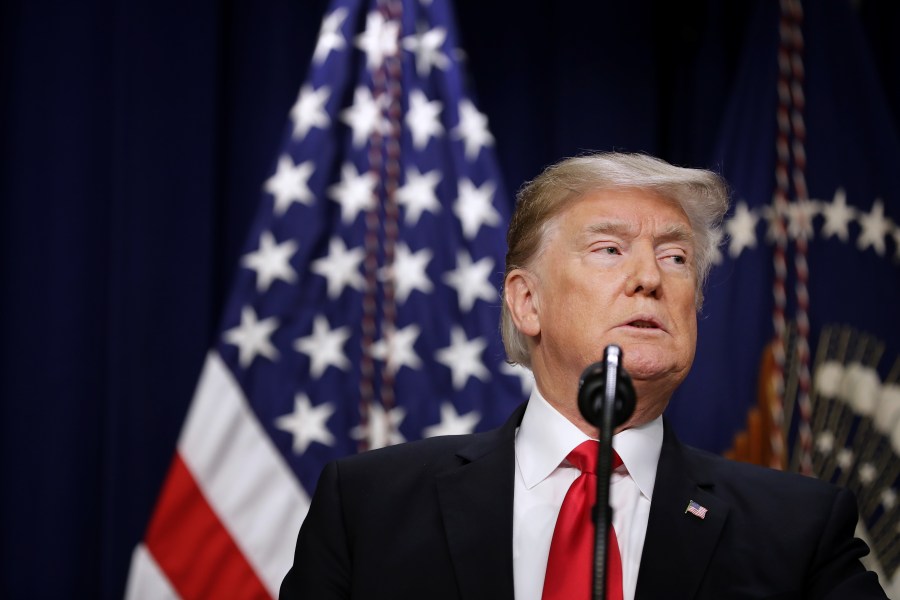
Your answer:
[124,0,530,597]
[685,500,708,520]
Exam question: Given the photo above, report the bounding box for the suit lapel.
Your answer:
[634,420,729,600]
[435,403,524,600]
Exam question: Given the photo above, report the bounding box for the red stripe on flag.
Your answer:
[145,453,271,600]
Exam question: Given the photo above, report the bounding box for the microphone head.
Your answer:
[577,346,636,429]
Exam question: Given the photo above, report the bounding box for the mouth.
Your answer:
[622,316,666,331]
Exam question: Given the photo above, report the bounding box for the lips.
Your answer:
[629,320,659,329]
[622,315,666,331]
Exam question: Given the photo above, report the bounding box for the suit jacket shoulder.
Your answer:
[279,403,526,600]
[636,420,888,599]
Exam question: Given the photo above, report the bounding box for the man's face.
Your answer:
[519,188,698,425]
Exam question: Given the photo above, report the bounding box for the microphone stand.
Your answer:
[577,346,635,600]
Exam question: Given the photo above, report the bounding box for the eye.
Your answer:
[671,255,686,265]
[659,249,689,265]
[599,246,620,255]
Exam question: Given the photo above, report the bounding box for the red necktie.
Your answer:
[542,440,624,600]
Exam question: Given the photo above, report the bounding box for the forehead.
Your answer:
[549,187,692,237]
[574,186,686,218]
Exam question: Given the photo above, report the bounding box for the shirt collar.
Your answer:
[515,386,663,501]
[516,388,589,489]
[612,415,663,501]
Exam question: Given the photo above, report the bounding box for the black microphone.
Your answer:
[577,345,636,600]
[578,345,636,429]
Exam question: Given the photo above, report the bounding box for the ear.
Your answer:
[504,268,541,337]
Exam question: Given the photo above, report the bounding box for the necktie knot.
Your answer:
[567,439,623,474]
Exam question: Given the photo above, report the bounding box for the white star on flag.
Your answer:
[350,402,406,450]
[397,166,442,224]
[264,155,315,216]
[381,242,434,303]
[725,201,759,258]
[405,90,444,149]
[275,393,336,454]
[787,199,818,241]
[355,11,400,71]
[311,237,366,299]
[453,99,494,160]
[241,231,298,293]
[443,250,496,312]
[370,324,423,374]
[312,8,348,64]
[454,178,500,239]
[857,199,889,255]
[327,162,377,224]
[402,26,449,76]
[341,86,388,149]
[761,205,790,245]
[289,84,331,139]
[435,326,490,390]
[293,315,351,378]
[223,306,280,368]
[423,402,481,437]
[820,187,856,241]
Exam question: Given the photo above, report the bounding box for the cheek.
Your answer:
[538,267,590,313]
[680,312,698,361]
[538,282,599,347]
[670,287,698,353]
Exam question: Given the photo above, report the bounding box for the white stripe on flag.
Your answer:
[179,351,311,597]
[125,543,179,600]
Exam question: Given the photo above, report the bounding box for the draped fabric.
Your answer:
[1,0,897,597]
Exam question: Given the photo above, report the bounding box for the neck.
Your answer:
[534,375,671,439]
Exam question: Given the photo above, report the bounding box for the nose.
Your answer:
[625,247,661,297]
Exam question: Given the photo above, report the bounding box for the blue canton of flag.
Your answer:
[219,0,530,508]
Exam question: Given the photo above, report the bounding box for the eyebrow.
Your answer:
[584,221,695,245]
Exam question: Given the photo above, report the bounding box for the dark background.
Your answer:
[1,1,897,597]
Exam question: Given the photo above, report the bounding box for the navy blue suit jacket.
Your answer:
[280,403,887,599]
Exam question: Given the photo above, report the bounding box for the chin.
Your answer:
[622,350,686,383]
[620,346,661,371]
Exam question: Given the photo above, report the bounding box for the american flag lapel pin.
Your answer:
[685,500,708,520]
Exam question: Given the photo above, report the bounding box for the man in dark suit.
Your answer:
[280,153,888,599]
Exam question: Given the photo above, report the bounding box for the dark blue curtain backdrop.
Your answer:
[1,1,897,598]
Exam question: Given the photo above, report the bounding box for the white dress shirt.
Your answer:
[512,388,663,600]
